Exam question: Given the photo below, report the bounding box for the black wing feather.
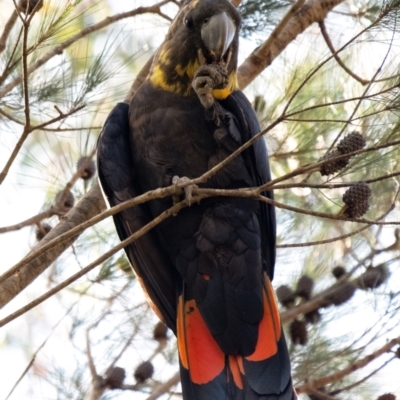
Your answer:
[97,102,178,331]
[220,91,276,279]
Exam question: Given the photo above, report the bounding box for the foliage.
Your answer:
[239,0,291,37]
[0,0,400,399]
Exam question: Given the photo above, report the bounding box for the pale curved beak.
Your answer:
[201,12,236,62]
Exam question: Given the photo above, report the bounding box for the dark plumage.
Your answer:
[98,1,295,399]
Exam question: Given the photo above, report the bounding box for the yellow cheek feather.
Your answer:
[175,60,200,79]
[151,64,178,93]
[159,49,170,65]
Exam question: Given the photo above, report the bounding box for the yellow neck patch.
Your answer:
[150,56,238,100]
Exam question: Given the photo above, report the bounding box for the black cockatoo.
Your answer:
[98,0,296,398]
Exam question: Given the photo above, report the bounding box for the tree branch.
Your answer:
[0,209,58,234]
[329,357,395,396]
[0,11,18,54]
[238,0,344,89]
[4,305,74,400]
[277,223,373,248]
[318,20,369,85]
[0,0,174,99]
[295,337,400,394]
[145,371,180,400]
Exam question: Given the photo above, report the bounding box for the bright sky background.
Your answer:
[1,0,400,399]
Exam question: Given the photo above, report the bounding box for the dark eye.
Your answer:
[184,16,194,29]
[203,17,210,24]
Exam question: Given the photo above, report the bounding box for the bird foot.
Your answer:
[172,176,198,213]
[192,64,229,109]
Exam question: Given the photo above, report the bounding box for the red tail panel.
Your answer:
[246,274,281,362]
[177,296,225,384]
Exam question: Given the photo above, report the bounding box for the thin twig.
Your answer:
[86,326,98,380]
[4,303,76,400]
[0,26,22,86]
[0,11,18,54]
[277,224,372,248]
[0,107,24,124]
[147,339,168,363]
[273,170,400,190]
[295,337,400,393]
[285,83,398,120]
[40,126,102,132]
[0,104,86,184]
[278,183,399,246]
[259,138,400,192]
[278,186,400,248]
[109,329,137,370]
[326,15,396,153]
[329,357,395,396]
[307,388,337,400]
[319,20,369,85]
[280,10,393,118]
[85,283,132,380]
[55,147,97,212]
[0,209,59,234]
[145,371,180,400]
[2,7,33,186]
[238,0,344,89]
[32,104,86,132]
[193,187,399,226]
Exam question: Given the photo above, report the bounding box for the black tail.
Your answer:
[177,276,297,400]
[179,339,296,399]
